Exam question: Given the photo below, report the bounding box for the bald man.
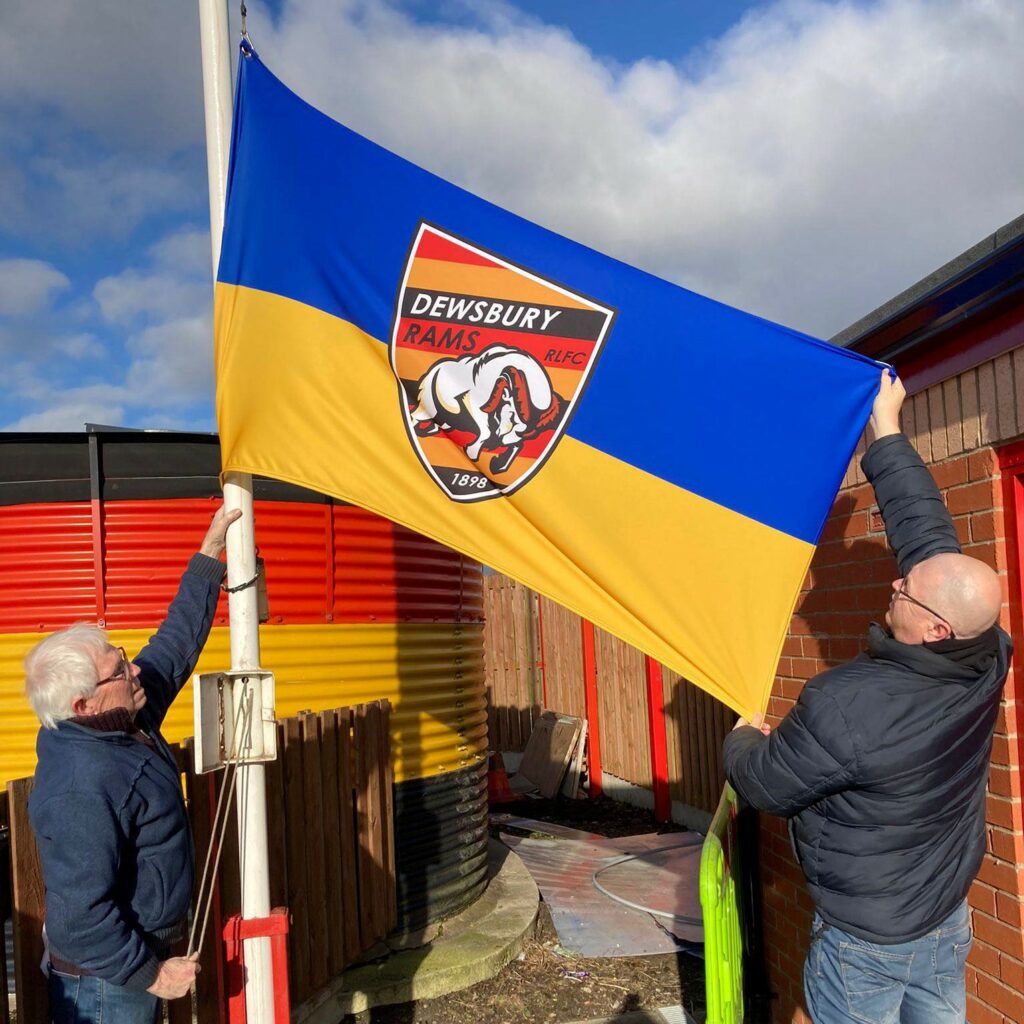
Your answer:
[724,373,1010,1024]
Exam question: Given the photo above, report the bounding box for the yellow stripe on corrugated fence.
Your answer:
[0,622,486,785]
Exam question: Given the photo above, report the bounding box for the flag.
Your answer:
[215,48,883,716]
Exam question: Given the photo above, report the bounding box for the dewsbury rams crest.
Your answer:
[390,223,617,502]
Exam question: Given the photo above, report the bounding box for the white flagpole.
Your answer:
[198,2,275,1021]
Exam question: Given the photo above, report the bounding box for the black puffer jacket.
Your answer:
[723,434,1012,943]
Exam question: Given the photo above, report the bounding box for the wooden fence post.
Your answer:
[0,791,11,1024]
[335,707,361,965]
[380,702,397,933]
[300,712,330,992]
[355,702,389,947]
[537,595,550,709]
[7,778,47,1024]
[282,715,310,1006]
[184,738,228,1024]
[318,709,346,977]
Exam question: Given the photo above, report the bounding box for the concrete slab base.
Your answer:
[293,839,539,1022]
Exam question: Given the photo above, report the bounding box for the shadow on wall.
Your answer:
[790,491,895,673]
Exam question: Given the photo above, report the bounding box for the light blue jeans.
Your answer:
[804,900,971,1024]
[47,966,160,1024]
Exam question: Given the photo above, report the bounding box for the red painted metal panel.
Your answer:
[245,500,331,624]
[0,498,483,633]
[332,507,484,624]
[101,498,231,628]
[0,502,98,632]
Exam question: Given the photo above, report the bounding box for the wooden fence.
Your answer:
[481,574,542,751]
[484,574,735,815]
[0,699,395,1023]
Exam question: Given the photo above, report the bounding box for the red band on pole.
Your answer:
[222,908,292,1024]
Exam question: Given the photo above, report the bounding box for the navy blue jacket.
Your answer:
[29,554,224,989]
[724,434,1012,943]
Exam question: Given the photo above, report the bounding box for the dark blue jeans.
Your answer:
[804,900,971,1024]
[47,967,160,1024]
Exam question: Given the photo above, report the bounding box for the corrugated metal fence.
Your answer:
[0,488,486,787]
[484,574,734,815]
[1,701,394,1023]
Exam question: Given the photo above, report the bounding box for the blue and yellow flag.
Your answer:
[215,49,882,716]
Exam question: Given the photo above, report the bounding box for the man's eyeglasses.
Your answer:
[96,646,131,687]
[895,581,956,639]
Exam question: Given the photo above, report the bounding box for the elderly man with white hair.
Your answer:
[25,504,241,1024]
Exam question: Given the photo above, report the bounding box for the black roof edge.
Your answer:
[1,430,220,445]
[832,214,1024,361]
[85,423,217,435]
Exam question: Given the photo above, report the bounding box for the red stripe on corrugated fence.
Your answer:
[0,499,483,633]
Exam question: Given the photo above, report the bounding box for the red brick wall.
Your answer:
[761,445,1024,1024]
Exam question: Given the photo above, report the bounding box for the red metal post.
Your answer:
[222,908,292,1024]
[997,442,1024,798]
[536,593,549,709]
[581,620,602,799]
[644,655,671,822]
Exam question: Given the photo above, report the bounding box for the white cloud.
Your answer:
[123,315,216,410]
[3,380,127,432]
[94,270,212,326]
[0,0,205,155]
[54,333,106,360]
[0,156,197,244]
[5,401,126,433]
[1,223,215,430]
[253,0,1024,336]
[148,228,213,276]
[0,1,207,245]
[0,259,69,315]
[3,0,1024,431]
[1,320,214,429]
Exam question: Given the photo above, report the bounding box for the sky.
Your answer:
[0,0,1022,433]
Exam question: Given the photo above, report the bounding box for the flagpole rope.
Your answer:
[235,692,256,916]
[188,683,256,958]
